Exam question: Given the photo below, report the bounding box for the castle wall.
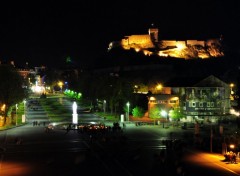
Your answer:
[186,40,205,47]
[161,40,178,47]
[205,39,221,47]
[176,41,186,48]
[121,35,153,46]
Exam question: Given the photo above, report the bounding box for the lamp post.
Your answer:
[15,104,18,126]
[161,110,167,128]
[58,81,63,93]
[103,100,106,114]
[230,144,235,152]
[230,83,234,95]
[23,100,26,123]
[126,102,130,121]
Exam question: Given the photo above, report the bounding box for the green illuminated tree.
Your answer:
[132,106,145,118]
[149,106,161,119]
[169,108,185,120]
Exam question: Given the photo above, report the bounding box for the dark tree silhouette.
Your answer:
[0,65,26,124]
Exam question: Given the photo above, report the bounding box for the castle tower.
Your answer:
[148,28,159,43]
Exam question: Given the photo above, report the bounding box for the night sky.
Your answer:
[0,0,239,68]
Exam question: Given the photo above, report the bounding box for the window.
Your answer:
[189,102,196,107]
[211,102,214,107]
[170,100,177,104]
[199,102,203,107]
[207,102,210,107]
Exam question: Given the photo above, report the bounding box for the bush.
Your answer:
[149,106,160,119]
[132,106,145,118]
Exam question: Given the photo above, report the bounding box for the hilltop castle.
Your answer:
[108,28,224,59]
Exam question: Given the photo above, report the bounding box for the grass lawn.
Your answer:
[39,96,72,122]
[94,112,120,121]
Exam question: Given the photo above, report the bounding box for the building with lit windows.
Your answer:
[148,75,232,122]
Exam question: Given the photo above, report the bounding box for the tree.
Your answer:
[149,106,161,119]
[44,69,62,92]
[169,108,185,120]
[0,65,26,124]
[132,106,145,118]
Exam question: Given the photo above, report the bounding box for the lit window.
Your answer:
[170,100,176,104]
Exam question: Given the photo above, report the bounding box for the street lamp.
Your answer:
[58,81,63,93]
[103,100,106,114]
[230,83,234,94]
[156,84,162,90]
[15,104,18,126]
[126,102,130,121]
[229,144,235,152]
[161,110,167,128]
[23,100,26,123]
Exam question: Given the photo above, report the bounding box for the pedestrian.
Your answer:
[232,152,237,164]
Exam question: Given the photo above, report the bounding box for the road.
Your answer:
[0,97,240,176]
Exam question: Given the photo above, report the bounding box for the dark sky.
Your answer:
[0,0,239,68]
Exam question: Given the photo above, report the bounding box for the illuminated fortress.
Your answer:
[108,28,224,59]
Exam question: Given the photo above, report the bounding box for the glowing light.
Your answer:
[58,81,63,92]
[0,161,31,175]
[143,50,152,56]
[135,48,141,52]
[31,85,45,93]
[156,84,162,90]
[126,102,130,121]
[229,108,239,116]
[176,43,186,50]
[158,51,168,57]
[161,110,167,117]
[58,81,63,87]
[170,97,179,101]
[72,101,78,124]
[149,97,156,101]
[229,144,235,149]
[1,104,6,111]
